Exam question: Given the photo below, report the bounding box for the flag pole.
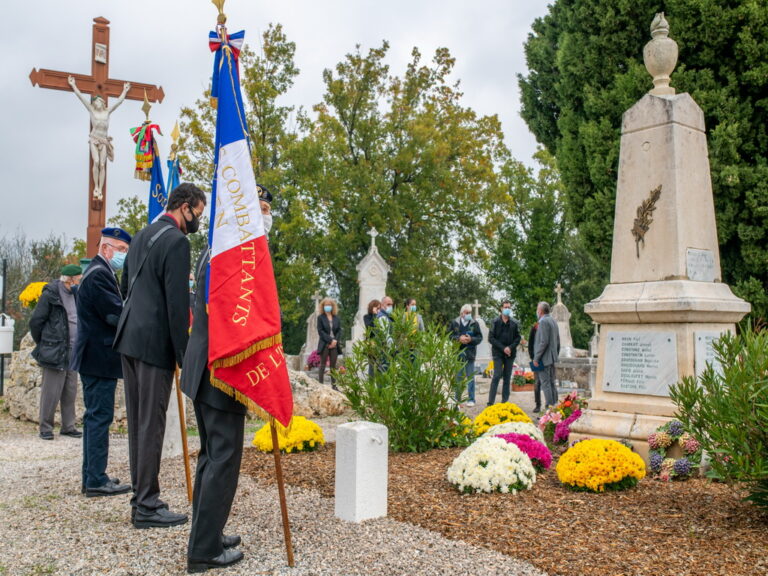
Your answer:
[269,418,295,567]
[174,367,193,503]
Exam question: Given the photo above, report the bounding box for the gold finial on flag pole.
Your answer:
[169,121,181,162]
[141,89,151,121]
[212,0,227,24]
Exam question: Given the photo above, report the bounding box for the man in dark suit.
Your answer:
[533,301,561,408]
[72,227,133,497]
[114,183,206,528]
[182,247,246,572]
[487,300,522,405]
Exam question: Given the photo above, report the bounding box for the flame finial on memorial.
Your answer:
[643,12,678,96]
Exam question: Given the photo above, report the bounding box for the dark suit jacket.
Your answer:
[71,255,124,378]
[316,314,342,353]
[181,250,246,414]
[114,215,190,370]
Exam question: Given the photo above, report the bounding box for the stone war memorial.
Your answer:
[569,13,750,459]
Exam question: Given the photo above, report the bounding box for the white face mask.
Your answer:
[262,213,273,234]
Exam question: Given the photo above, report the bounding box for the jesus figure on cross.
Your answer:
[67,75,130,202]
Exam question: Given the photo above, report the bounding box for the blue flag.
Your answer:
[148,148,167,223]
[166,157,181,197]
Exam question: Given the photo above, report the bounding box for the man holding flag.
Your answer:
[182,10,293,573]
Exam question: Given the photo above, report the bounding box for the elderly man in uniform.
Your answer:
[72,227,133,497]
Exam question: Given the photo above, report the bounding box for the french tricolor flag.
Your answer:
[206,28,293,427]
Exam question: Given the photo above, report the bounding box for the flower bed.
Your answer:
[556,438,646,492]
[252,416,325,453]
[648,420,702,481]
[473,402,532,435]
[447,436,537,494]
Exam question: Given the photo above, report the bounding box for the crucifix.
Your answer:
[29,16,165,256]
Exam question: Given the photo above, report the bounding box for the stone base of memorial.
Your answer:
[569,279,748,462]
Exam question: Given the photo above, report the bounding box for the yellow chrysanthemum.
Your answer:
[252,416,325,453]
[556,439,646,492]
[19,282,47,308]
[473,402,532,435]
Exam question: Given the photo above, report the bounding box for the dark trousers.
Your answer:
[488,355,515,405]
[39,367,78,435]
[533,372,542,410]
[121,355,173,515]
[188,399,245,560]
[81,374,117,489]
[318,346,338,385]
[540,363,558,408]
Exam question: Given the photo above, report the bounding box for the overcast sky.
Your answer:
[2,0,551,244]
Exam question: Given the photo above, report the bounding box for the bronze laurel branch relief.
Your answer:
[631,185,662,258]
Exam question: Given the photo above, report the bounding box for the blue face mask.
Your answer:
[463,313,472,322]
[323,305,333,313]
[189,280,195,290]
[502,308,512,317]
[109,251,127,271]
[410,305,417,312]
[385,306,393,314]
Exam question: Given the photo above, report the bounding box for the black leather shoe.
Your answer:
[222,534,241,549]
[86,481,132,498]
[83,477,120,494]
[532,407,541,414]
[61,429,83,438]
[131,500,167,523]
[39,432,54,440]
[187,549,244,573]
[134,507,188,529]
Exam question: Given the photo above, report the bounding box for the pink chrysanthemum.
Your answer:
[495,433,552,471]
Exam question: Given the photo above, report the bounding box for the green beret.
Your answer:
[61,264,83,276]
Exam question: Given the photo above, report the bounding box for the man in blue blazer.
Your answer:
[72,227,132,497]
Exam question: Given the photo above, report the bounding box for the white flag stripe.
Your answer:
[211,139,265,258]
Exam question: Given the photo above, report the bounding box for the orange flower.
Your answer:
[564,400,572,408]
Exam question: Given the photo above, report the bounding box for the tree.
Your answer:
[519,0,768,321]
[108,195,148,237]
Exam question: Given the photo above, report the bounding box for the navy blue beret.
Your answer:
[101,227,132,244]
[257,184,273,204]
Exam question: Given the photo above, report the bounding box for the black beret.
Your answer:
[257,184,273,204]
[101,227,132,244]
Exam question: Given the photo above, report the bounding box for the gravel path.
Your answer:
[0,405,547,576]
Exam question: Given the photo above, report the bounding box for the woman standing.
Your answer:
[316,298,342,389]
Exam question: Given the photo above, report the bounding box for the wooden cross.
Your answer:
[29,16,165,256]
[554,282,564,305]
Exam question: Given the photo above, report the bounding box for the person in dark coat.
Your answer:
[533,301,561,408]
[449,304,483,406]
[528,321,542,413]
[72,227,132,497]
[363,299,381,378]
[181,247,246,572]
[30,264,82,440]
[114,183,206,529]
[487,299,522,405]
[316,297,342,388]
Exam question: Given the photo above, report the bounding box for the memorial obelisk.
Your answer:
[569,13,750,460]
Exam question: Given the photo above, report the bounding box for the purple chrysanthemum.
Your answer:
[668,420,685,437]
[673,457,693,477]
[650,452,664,474]
[495,433,552,470]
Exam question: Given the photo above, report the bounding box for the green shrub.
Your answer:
[670,328,768,507]
[333,311,473,452]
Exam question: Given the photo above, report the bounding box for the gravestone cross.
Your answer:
[368,227,379,248]
[30,16,165,256]
[472,299,481,318]
[312,291,322,310]
[555,283,564,305]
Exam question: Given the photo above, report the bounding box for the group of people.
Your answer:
[313,295,560,411]
[28,182,277,572]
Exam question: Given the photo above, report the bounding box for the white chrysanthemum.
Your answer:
[446,436,537,494]
[483,421,545,443]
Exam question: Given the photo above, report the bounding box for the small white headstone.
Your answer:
[335,421,388,523]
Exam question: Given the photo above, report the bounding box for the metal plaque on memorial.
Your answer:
[603,331,678,397]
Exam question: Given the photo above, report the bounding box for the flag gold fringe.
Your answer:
[212,333,282,368]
